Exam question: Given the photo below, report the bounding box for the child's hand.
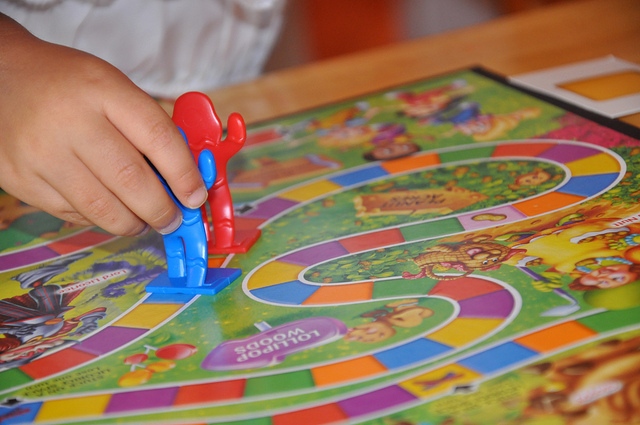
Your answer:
[0,14,208,236]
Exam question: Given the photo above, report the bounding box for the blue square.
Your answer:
[329,165,389,187]
[250,280,319,305]
[374,338,452,369]
[458,342,538,374]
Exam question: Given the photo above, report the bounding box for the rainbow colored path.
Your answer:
[0,140,626,424]
[244,140,623,306]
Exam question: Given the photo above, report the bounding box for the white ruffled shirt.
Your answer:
[0,0,285,98]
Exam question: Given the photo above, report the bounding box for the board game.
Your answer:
[2,68,640,425]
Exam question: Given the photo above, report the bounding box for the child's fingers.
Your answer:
[74,120,183,235]
[103,89,208,210]
[43,155,150,236]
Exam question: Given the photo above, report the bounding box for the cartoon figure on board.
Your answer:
[0,253,107,370]
[146,129,241,295]
[344,299,434,343]
[450,107,542,142]
[523,335,640,424]
[402,239,524,281]
[388,79,475,124]
[172,92,260,254]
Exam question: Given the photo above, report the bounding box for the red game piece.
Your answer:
[172,92,261,254]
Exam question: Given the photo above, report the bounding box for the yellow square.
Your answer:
[279,180,341,202]
[429,318,503,347]
[113,303,182,329]
[246,261,305,290]
[400,364,480,398]
[36,394,110,421]
[565,152,621,176]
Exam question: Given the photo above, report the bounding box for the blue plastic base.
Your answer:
[145,268,241,296]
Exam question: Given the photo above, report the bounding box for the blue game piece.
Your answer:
[146,128,241,296]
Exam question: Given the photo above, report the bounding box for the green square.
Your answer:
[0,368,32,390]
[439,145,495,163]
[244,370,314,397]
[400,218,463,242]
[577,307,640,333]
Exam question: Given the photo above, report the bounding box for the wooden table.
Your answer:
[161,0,640,127]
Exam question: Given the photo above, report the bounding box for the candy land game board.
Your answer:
[2,67,640,425]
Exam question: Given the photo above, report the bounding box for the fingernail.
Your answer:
[157,211,183,235]
[186,186,208,209]
[135,224,151,237]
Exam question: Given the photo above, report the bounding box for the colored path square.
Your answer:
[143,293,195,304]
[74,326,147,356]
[0,368,31,389]
[400,364,480,398]
[439,146,495,163]
[565,152,622,176]
[243,197,298,220]
[340,228,405,253]
[247,261,305,290]
[0,247,57,272]
[458,289,514,319]
[514,192,584,217]
[374,338,452,369]
[312,356,387,386]
[578,308,640,333]
[381,152,440,174]
[429,318,503,347]
[279,180,342,202]
[251,280,319,305]
[400,218,463,241]
[491,142,555,158]
[281,241,349,266]
[303,281,373,305]
[273,403,347,425]
[458,205,526,231]
[105,387,178,413]
[20,348,96,379]
[0,402,41,424]
[174,379,246,405]
[537,144,599,164]
[36,394,110,421]
[329,165,389,187]
[112,303,183,329]
[245,370,314,397]
[458,342,538,374]
[338,385,416,417]
[372,277,439,298]
[516,321,597,352]
[428,277,503,301]
[559,173,620,197]
[48,230,114,254]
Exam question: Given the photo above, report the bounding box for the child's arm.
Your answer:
[0,13,208,236]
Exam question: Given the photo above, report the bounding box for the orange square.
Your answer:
[312,356,386,386]
[302,281,373,305]
[514,192,584,217]
[516,321,597,352]
[382,152,440,174]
